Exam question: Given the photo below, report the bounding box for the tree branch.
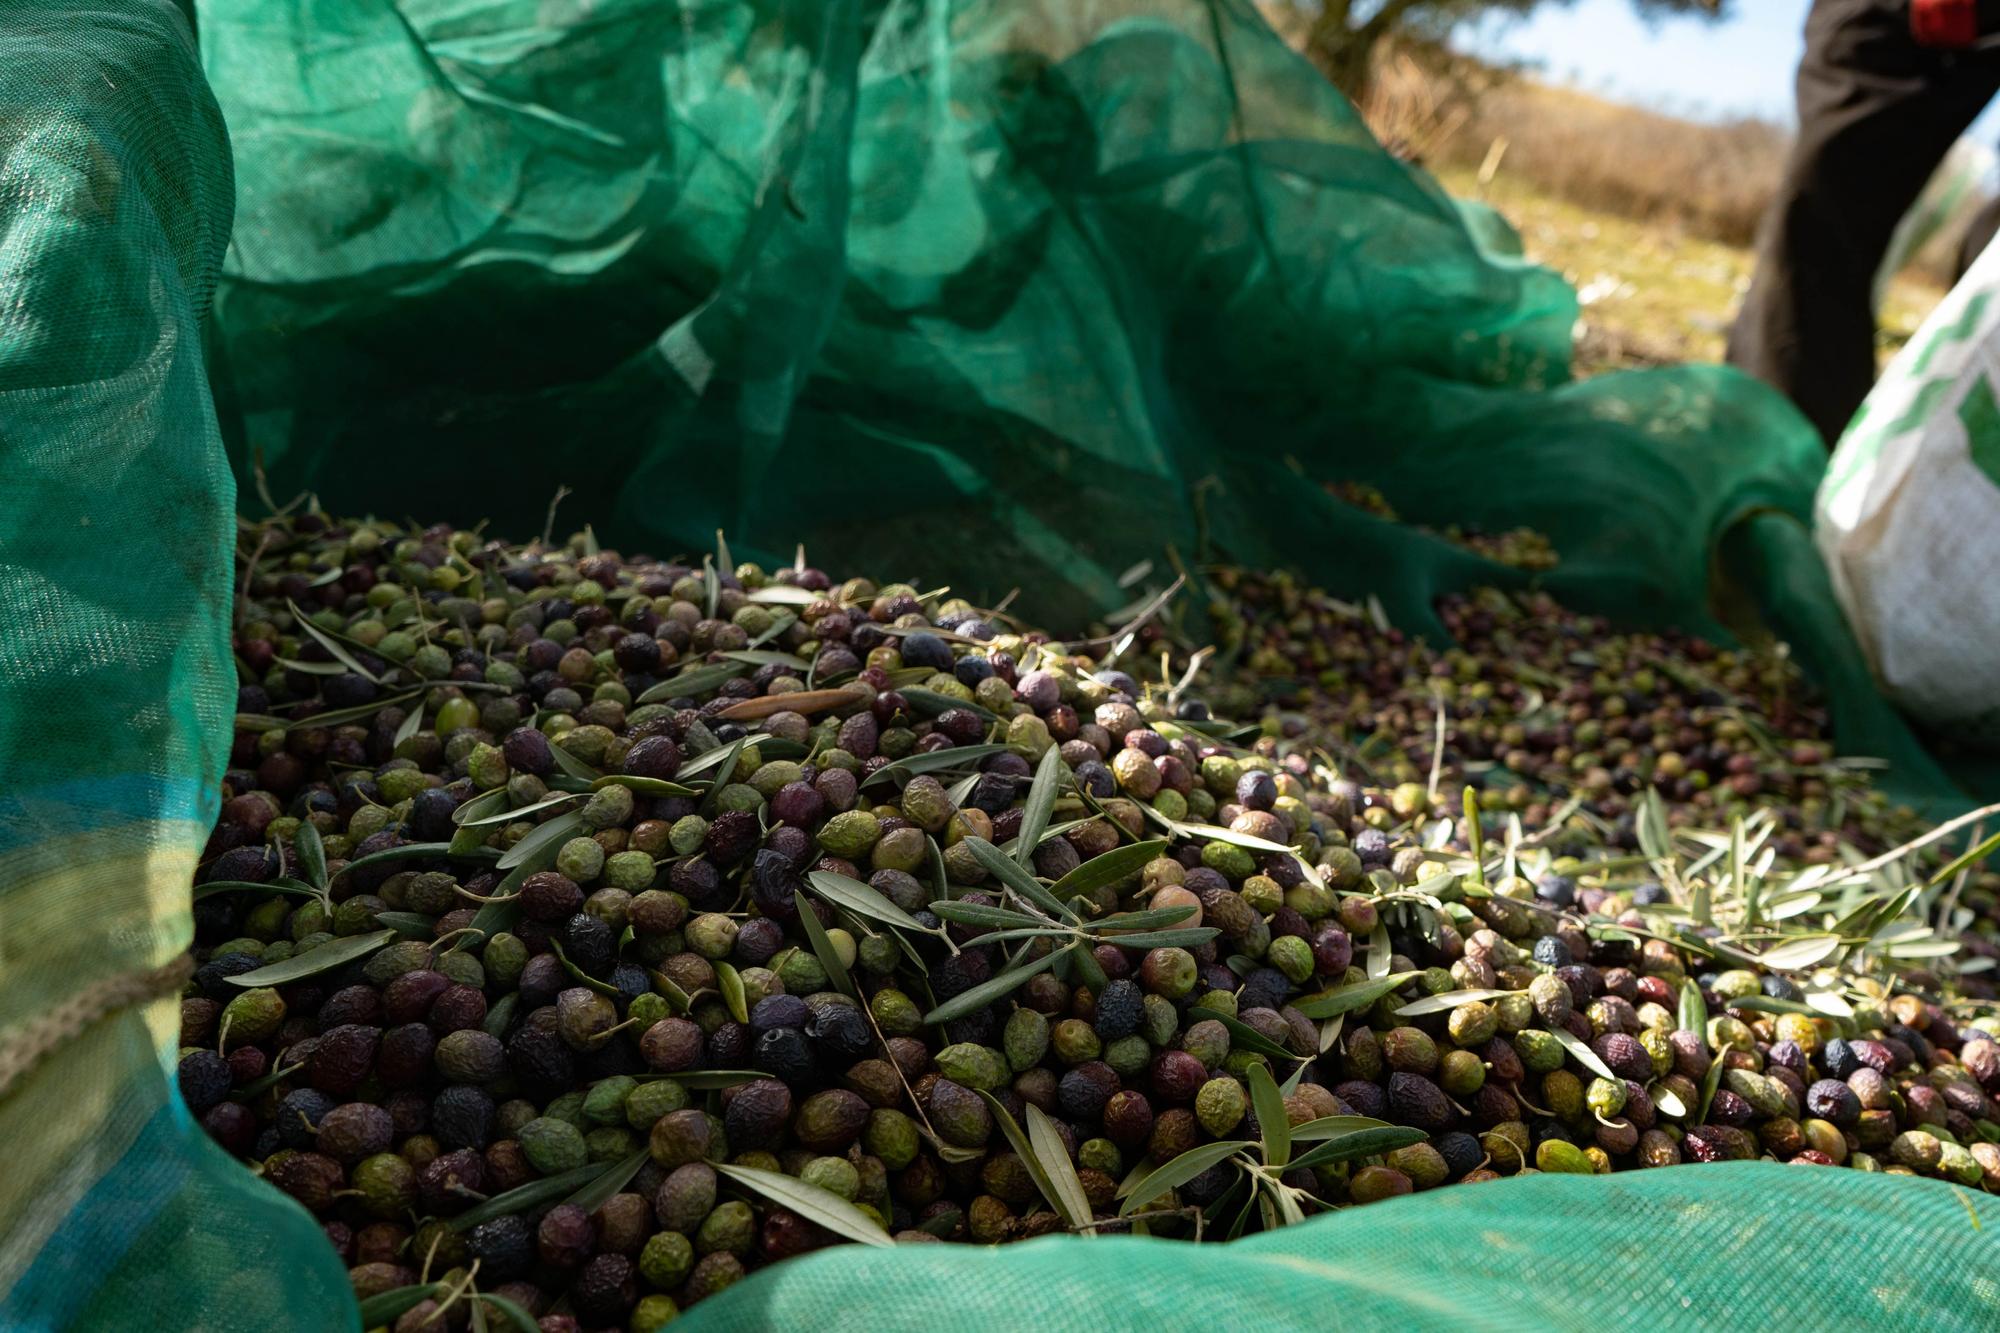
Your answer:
[1358,0,1433,43]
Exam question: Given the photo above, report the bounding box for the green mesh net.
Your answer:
[2,0,1994,1329]
[0,3,349,1329]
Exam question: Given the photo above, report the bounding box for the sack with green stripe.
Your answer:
[1819,237,2000,744]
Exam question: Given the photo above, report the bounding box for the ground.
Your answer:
[1435,168,1951,377]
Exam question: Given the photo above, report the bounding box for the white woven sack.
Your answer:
[1817,235,2000,744]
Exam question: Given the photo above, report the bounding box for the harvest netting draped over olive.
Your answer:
[3,0,1998,1329]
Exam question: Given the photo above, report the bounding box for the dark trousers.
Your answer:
[1728,0,2000,447]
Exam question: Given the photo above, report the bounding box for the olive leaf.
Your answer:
[593,775,697,798]
[927,834,950,901]
[229,1060,306,1101]
[1755,933,1841,971]
[635,661,749,706]
[1366,921,1392,980]
[1247,1062,1291,1168]
[1117,1140,1250,1215]
[1289,1114,1395,1142]
[1026,1103,1095,1230]
[450,788,511,827]
[718,688,862,722]
[1094,928,1217,949]
[476,1293,541,1333]
[922,949,1061,1024]
[1729,994,1822,1016]
[1696,1042,1733,1125]
[1648,1080,1688,1120]
[559,1148,650,1214]
[1548,1025,1618,1082]
[745,610,797,649]
[449,1163,605,1230]
[1291,971,1420,1021]
[1014,747,1067,870]
[270,689,426,730]
[1885,937,1961,959]
[1186,1008,1302,1064]
[747,584,820,606]
[1929,828,2000,888]
[1264,1176,1312,1224]
[496,812,586,870]
[695,739,748,814]
[927,900,1046,929]
[1678,978,1708,1037]
[998,818,1099,858]
[714,1164,895,1248]
[1637,787,1673,863]
[460,792,579,827]
[969,927,1078,946]
[548,940,622,998]
[719,648,811,671]
[1068,940,1108,992]
[1089,904,1199,931]
[793,891,856,999]
[1392,988,1517,1017]
[337,841,501,882]
[649,969,694,1015]
[1286,1125,1427,1172]
[192,878,324,903]
[860,744,1009,789]
[357,1285,443,1327]
[547,739,602,782]
[1048,839,1169,903]
[716,960,751,1023]
[270,652,348,676]
[375,912,438,939]
[287,606,381,681]
[1178,823,1296,855]
[979,1093,1078,1230]
[901,688,998,723]
[1318,1014,1345,1054]
[483,993,518,1041]
[962,836,1070,921]
[294,822,328,891]
[655,1069,766,1090]
[808,870,944,938]
[394,704,426,748]
[1222,1178,1258,1240]
[226,928,398,987]
[468,853,547,940]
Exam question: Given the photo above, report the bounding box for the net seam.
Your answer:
[0,955,195,1100]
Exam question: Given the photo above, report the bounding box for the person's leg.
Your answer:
[1727,0,2000,446]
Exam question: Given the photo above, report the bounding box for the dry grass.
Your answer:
[1433,165,1948,375]
[1387,67,1786,246]
[1349,44,1982,288]
[1264,39,1974,375]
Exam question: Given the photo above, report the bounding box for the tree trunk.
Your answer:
[1304,0,1424,103]
[1311,25,1383,102]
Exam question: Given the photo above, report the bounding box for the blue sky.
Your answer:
[1460,1,1845,123]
